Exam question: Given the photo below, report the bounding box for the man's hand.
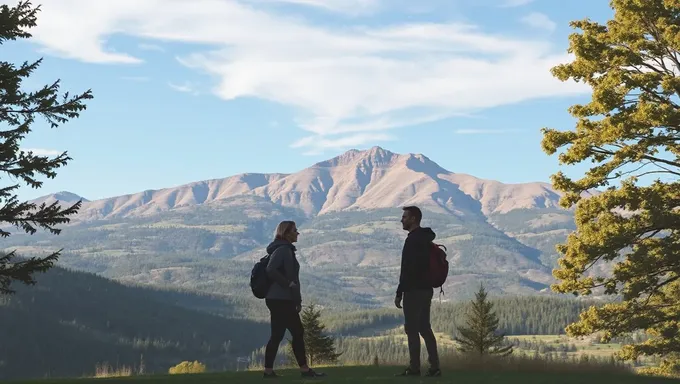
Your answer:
[394,295,402,309]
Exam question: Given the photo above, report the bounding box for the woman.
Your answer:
[263,220,325,378]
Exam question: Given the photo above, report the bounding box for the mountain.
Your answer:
[8,146,580,307]
[45,146,567,222]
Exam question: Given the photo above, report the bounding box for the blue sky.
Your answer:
[4,0,615,201]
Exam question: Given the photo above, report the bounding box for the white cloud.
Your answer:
[500,0,534,7]
[249,0,380,14]
[454,129,521,134]
[291,132,394,155]
[520,12,557,32]
[22,148,62,156]
[20,0,586,152]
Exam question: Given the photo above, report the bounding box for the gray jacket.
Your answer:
[265,239,302,304]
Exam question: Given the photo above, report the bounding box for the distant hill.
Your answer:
[0,265,269,381]
[4,146,589,307]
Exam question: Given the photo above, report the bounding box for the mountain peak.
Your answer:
[314,146,399,168]
[52,191,89,202]
[30,191,89,205]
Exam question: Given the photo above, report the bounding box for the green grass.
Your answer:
[8,366,680,384]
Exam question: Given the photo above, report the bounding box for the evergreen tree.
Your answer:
[289,304,341,366]
[454,284,513,356]
[540,0,680,374]
[0,0,92,295]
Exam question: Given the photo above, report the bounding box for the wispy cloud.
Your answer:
[23,0,586,153]
[454,129,521,134]
[249,0,380,14]
[292,133,394,155]
[121,76,150,82]
[500,0,535,7]
[22,148,62,156]
[138,43,165,52]
[520,12,557,32]
[168,82,199,95]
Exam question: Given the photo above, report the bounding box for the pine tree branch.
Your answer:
[0,1,38,44]
[0,249,59,294]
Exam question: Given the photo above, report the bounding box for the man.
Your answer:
[395,206,441,377]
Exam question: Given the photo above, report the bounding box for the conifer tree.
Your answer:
[0,1,92,294]
[454,284,513,356]
[540,0,680,375]
[289,304,341,366]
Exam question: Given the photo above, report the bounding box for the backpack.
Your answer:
[428,243,448,294]
[250,254,272,299]
[250,244,291,299]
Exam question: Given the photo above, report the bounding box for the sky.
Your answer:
[3,0,616,201]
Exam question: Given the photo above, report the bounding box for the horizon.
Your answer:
[30,145,559,202]
[5,0,615,201]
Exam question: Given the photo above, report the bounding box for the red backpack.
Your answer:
[429,243,449,295]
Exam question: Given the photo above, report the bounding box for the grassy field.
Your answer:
[7,366,680,384]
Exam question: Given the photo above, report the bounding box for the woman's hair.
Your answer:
[274,220,297,241]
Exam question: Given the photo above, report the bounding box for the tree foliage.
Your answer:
[541,0,680,375]
[288,304,341,366]
[453,284,512,356]
[0,0,92,294]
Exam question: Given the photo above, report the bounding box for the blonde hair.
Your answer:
[274,221,297,241]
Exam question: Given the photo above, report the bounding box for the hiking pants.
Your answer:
[264,299,307,368]
[403,288,439,370]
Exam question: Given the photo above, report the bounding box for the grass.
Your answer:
[9,352,680,384]
[7,366,680,384]
[93,363,134,378]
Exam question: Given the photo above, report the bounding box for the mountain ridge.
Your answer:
[32,146,571,222]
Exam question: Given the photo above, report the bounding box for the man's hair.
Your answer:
[275,220,297,241]
[402,206,422,224]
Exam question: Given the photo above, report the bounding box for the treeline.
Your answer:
[0,266,270,381]
[323,296,596,338]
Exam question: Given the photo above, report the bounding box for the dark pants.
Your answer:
[403,289,439,370]
[264,299,307,369]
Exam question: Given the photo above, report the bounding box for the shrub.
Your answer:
[168,360,206,374]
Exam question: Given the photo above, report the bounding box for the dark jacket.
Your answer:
[396,226,435,296]
[265,239,302,304]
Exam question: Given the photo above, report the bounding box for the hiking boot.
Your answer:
[425,368,441,377]
[301,368,326,378]
[395,367,421,376]
[263,371,280,378]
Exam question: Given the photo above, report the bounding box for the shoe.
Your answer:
[301,368,326,378]
[263,371,280,378]
[425,368,441,377]
[395,367,421,376]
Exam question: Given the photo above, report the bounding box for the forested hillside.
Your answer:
[0,265,269,381]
